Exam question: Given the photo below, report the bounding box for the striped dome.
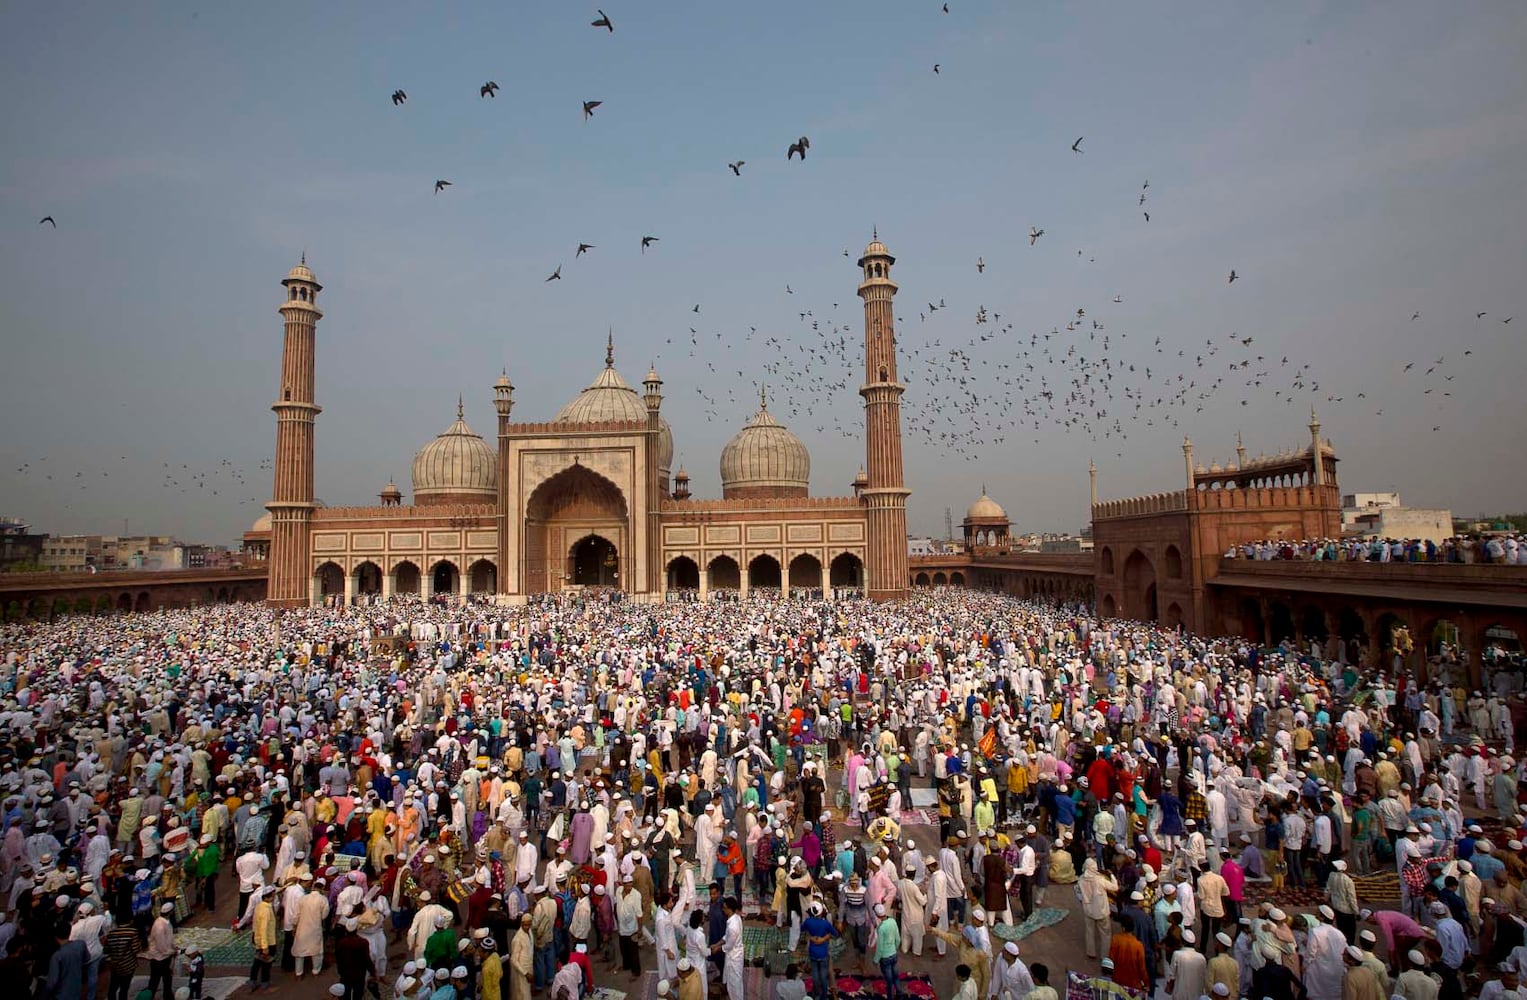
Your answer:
[411,403,497,504]
[720,394,809,497]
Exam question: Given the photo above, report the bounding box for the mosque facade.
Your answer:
[254,239,911,607]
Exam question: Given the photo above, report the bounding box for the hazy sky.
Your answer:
[2,3,1524,545]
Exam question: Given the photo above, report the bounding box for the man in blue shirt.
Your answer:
[800,901,838,996]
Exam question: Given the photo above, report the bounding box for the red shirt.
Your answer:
[569,951,593,991]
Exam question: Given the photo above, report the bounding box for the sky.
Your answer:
[1,2,1524,545]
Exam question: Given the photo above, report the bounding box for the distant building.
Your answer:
[0,518,47,572]
[40,535,103,572]
[1342,491,1452,543]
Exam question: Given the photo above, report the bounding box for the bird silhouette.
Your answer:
[434,180,452,194]
[1029,227,1044,246]
[1071,136,1084,153]
[1505,317,1515,324]
[391,90,407,106]
[933,64,940,74]
[480,81,499,98]
[787,136,810,160]
[976,257,984,273]
[641,236,658,252]
[1143,212,1150,222]
[591,8,613,31]
[582,100,602,120]
[728,161,745,176]
[1411,312,1421,321]
[1228,270,1239,283]
[546,265,562,281]
[942,2,949,11]
[38,216,55,228]
[1476,312,1487,319]
[576,243,594,257]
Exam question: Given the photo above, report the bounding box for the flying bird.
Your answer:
[546,265,562,281]
[1029,227,1044,246]
[933,64,940,74]
[591,8,613,31]
[641,236,658,252]
[692,304,700,313]
[1143,212,1150,222]
[943,3,949,10]
[976,257,984,273]
[1411,312,1421,321]
[480,81,499,98]
[728,161,745,176]
[1071,136,1084,153]
[1228,270,1239,283]
[38,216,55,228]
[1476,311,1486,319]
[1505,317,1515,324]
[787,136,810,160]
[391,90,407,106]
[582,100,602,120]
[1139,192,1146,206]
[434,180,452,194]
[576,243,594,257]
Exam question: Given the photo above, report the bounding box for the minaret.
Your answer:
[493,369,515,599]
[857,233,910,600]
[1308,406,1325,485]
[643,362,664,595]
[1088,459,1098,508]
[266,256,323,608]
[1182,435,1195,489]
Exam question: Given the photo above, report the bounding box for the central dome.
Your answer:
[554,340,673,482]
[412,401,497,505]
[720,391,810,499]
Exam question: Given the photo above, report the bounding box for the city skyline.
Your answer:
[2,3,1524,544]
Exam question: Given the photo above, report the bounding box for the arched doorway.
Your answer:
[117,593,132,613]
[1301,606,1329,643]
[1101,593,1117,617]
[430,560,460,596]
[355,561,383,597]
[707,555,740,593]
[1269,602,1295,645]
[1163,545,1183,580]
[748,554,782,594]
[788,554,822,594]
[1240,597,1264,643]
[666,556,700,592]
[950,571,966,587]
[315,563,345,603]
[932,572,948,586]
[571,535,619,587]
[830,552,864,590]
[1164,602,1183,629]
[95,595,113,615]
[468,559,496,594]
[914,572,930,587]
[1122,550,1157,622]
[393,560,421,596]
[134,592,150,613]
[524,465,628,594]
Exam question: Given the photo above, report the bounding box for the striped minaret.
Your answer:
[266,257,323,608]
[857,233,910,600]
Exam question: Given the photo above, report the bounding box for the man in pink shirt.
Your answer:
[1366,907,1427,965]
[1219,856,1244,925]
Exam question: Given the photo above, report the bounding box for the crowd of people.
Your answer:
[1225,536,1527,564]
[0,589,1524,1000]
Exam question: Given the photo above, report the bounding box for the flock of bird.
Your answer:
[23,2,1521,519]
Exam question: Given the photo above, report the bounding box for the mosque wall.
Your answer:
[305,505,497,601]
[656,497,868,597]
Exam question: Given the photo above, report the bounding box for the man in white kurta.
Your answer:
[1303,911,1348,1000]
[897,868,927,956]
[1169,933,1208,1000]
[722,901,745,1000]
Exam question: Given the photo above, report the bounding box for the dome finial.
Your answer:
[457,394,464,421]
[760,383,769,410]
[981,482,987,496]
[606,327,615,368]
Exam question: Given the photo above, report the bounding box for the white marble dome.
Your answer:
[412,403,497,503]
[720,395,810,497]
[555,351,673,478]
[965,490,1007,522]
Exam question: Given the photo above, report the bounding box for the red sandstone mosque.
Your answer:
[251,238,910,607]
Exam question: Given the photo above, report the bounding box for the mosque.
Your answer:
[250,237,911,607]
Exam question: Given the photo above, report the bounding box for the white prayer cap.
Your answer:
[1004,942,1019,956]
[1216,932,1233,948]
[678,958,692,972]
[1318,905,1335,921]
[1408,949,1428,965]
[1182,930,1196,944]
[1331,860,1347,871]
[1212,986,1230,997]
[1359,930,1377,945]
[1345,946,1363,962]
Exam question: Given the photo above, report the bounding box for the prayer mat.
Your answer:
[990,906,1069,941]
[908,788,939,808]
[632,966,765,1000]
[742,923,848,962]
[169,926,256,967]
[828,972,937,998]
